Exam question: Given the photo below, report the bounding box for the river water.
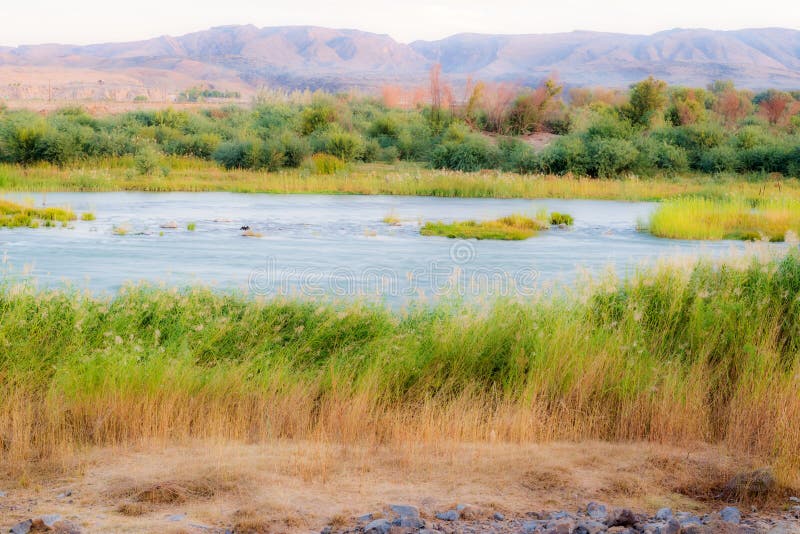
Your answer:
[0,192,765,300]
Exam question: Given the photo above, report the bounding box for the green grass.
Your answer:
[80,212,96,221]
[549,212,574,225]
[0,199,75,228]
[645,196,800,241]
[2,161,800,202]
[421,214,547,240]
[187,222,196,231]
[1,254,799,487]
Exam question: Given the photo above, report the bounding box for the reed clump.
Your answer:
[646,196,800,241]
[421,213,547,240]
[1,254,799,488]
[0,199,75,228]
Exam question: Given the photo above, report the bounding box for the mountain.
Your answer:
[1,25,799,102]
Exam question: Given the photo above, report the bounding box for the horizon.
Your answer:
[2,0,799,47]
[2,23,799,48]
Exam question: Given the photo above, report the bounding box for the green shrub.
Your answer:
[584,138,639,178]
[213,140,251,170]
[698,146,741,174]
[429,135,499,172]
[134,145,161,175]
[310,153,345,174]
[538,136,586,175]
[324,130,364,162]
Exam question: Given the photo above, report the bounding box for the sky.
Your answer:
[2,0,799,46]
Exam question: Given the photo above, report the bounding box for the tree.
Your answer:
[507,78,563,134]
[713,88,753,126]
[755,89,794,125]
[621,76,667,127]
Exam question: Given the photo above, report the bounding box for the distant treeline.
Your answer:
[0,77,799,178]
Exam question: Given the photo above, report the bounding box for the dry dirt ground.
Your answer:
[0,440,796,533]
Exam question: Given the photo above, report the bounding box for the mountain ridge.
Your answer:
[1,25,799,102]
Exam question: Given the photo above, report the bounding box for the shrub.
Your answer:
[324,130,364,162]
[213,140,251,170]
[538,136,586,175]
[310,153,345,174]
[134,145,161,175]
[280,133,310,168]
[584,138,639,178]
[429,135,499,172]
[300,103,336,135]
[697,146,741,174]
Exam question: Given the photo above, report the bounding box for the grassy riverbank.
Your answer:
[1,160,800,202]
[1,252,798,489]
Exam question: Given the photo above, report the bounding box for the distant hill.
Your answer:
[1,25,799,102]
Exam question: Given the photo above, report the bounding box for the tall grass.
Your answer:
[421,213,546,240]
[646,196,800,241]
[1,254,799,487]
[0,198,75,227]
[2,161,800,202]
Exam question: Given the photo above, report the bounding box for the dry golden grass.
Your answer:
[0,440,783,533]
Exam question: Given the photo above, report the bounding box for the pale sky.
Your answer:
[2,0,799,46]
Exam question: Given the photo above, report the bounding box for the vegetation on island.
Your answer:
[421,213,548,240]
[644,196,800,241]
[0,199,74,228]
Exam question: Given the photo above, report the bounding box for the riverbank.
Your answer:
[1,160,797,201]
[1,254,799,486]
[2,441,798,533]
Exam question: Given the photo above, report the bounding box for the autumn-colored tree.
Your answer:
[712,88,752,126]
[755,89,794,125]
[621,76,668,127]
[569,87,626,107]
[507,78,563,134]
[666,88,709,125]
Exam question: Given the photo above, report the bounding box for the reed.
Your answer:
[646,196,800,241]
[1,253,799,488]
[421,213,547,240]
[2,161,799,202]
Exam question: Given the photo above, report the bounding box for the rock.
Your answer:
[31,515,62,529]
[665,519,681,534]
[392,517,425,529]
[56,490,72,499]
[363,518,391,534]
[643,519,681,534]
[656,508,674,521]
[356,513,375,522]
[320,528,332,534]
[676,512,702,526]
[455,504,482,520]
[549,511,570,520]
[9,520,32,534]
[166,514,186,522]
[493,512,505,521]
[606,508,637,528]
[719,507,741,524]
[0,491,6,497]
[389,504,419,519]
[722,469,775,500]
[587,502,609,522]
[679,524,707,534]
[435,510,459,521]
[160,221,179,229]
[574,519,608,534]
[522,520,547,533]
[789,496,800,503]
[544,520,575,534]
